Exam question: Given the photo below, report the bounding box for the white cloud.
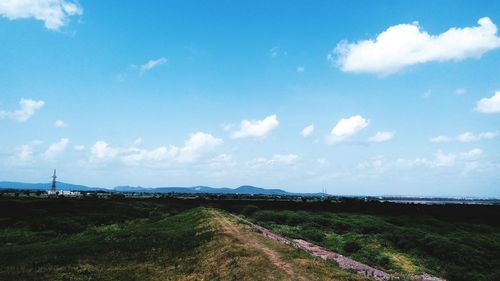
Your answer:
[434,150,456,167]
[44,138,69,160]
[90,132,222,165]
[90,141,119,162]
[54,119,67,128]
[368,131,394,143]
[248,154,299,169]
[231,114,279,139]
[326,115,369,145]
[0,99,44,122]
[301,123,314,137]
[330,17,500,75]
[475,91,500,113]
[460,148,483,160]
[430,131,498,143]
[296,66,305,73]
[140,57,168,74]
[177,132,223,162]
[457,132,478,142]
[0,0,82,30]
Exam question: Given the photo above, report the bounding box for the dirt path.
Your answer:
[229,213,446,281]
[209,209,295,276]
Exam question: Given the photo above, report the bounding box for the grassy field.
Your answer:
[0,197,369,281]
[237,204,500,281]
[1,197,499,281]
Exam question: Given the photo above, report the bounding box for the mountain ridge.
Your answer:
[0,181,324,196]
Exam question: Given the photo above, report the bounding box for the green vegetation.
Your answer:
[0,197,370,281]
[1,196,499,281]
[243,208,500,281]
[0,198,211,280]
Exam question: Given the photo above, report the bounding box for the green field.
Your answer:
[234,202,500,281]
[0,196,499,281]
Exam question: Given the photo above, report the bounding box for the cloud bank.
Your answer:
[330,17,500,75]
[475,91,500,113]
[231,114,279,139]
[0,99,44,122]
[0,0,82,30]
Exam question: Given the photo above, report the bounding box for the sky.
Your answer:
[1,0,500,197]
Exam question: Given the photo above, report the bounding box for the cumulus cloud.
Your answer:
[44,138,69,160]
[231,114,279,139]
[90,141,120,162]
[326,115,369,145]
[301,124,314,137]
[90,132,222,165]
[140,57,168,74]
[475,91,500,113]
[0,99,44,122]
[368,131,394,143]
[330,17,500,75]
[0,0,82,30]
[54,119,67,128]
[430,131,498,143]
[177,132,223,162]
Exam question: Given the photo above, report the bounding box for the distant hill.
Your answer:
[113,185,304,195]
[0,181,325,196]
[0,181,101,191]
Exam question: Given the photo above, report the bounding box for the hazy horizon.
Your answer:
[1,1,500,197]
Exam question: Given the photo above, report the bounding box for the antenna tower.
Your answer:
[51,169,57,192]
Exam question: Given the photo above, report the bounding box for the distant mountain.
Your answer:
[112,185,300,195]
[0,181,325,196]
[0,181,102,191]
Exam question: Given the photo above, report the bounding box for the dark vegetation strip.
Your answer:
[0,197,499,281]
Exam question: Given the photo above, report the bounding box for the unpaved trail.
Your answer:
[229,213,446,281]
[179,208,370,281]
[209,209,295,276]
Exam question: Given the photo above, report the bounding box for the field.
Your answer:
[0,196,499,281]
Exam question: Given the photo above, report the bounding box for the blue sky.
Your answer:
[1,0,499,196]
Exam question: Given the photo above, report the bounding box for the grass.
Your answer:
[0,198,370,280]
[0,203,213,280]
[243,209,500,281]
[1,196,499,281]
